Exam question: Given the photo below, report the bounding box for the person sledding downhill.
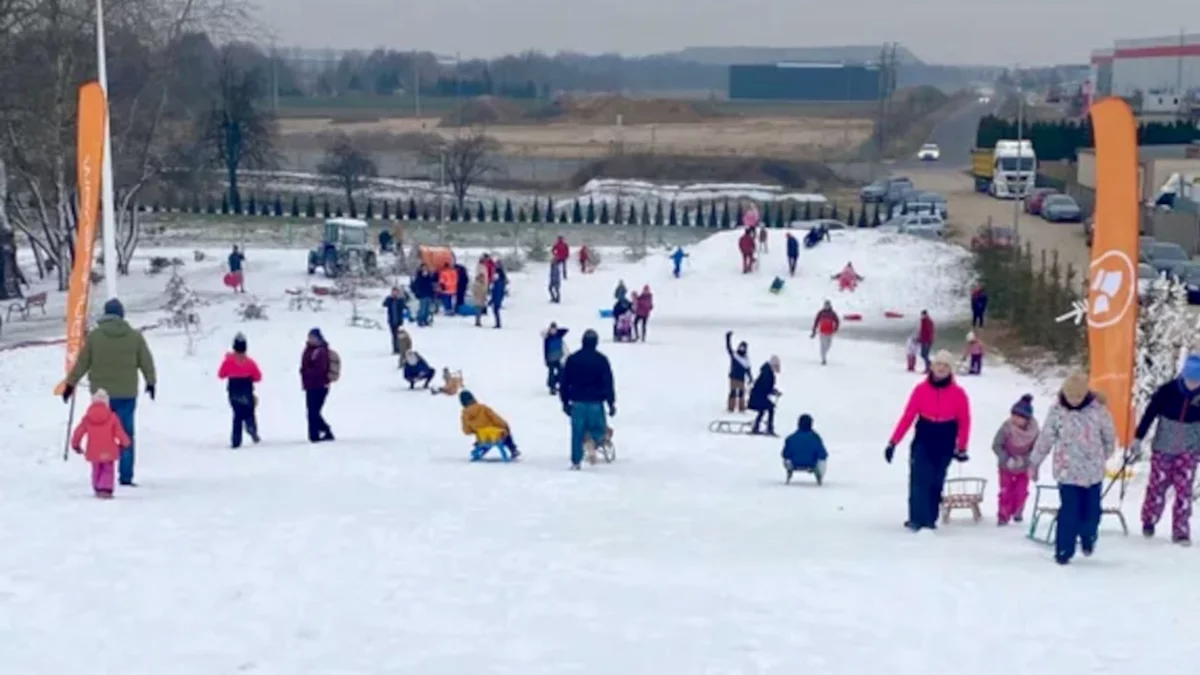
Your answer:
[810,300,840,365]
[804,224,830,249]
[782,414,829,484]
[613,294,634,342]
[217,333,262,448]
[885,350,972,532]
[542,323,570,395]
[748,355,782,435]
[832,262,863,292]
[403,351,436,389]
[71,389,131,499]
[738,229,756,273]
[724,331,753,412]
[460,390,520,460]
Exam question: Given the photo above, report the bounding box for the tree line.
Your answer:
[974,114,1200,162]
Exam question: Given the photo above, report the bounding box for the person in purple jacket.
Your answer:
[300,328,335,443]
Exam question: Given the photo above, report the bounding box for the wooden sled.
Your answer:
[1027,484,1129,545]
[708,420,754,435]
[584,428,616,464]
[940,477,987,524]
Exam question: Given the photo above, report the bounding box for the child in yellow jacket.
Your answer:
[459,390,520,459]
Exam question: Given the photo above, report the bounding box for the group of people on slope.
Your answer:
[724,331,782,435]
[612,281,653,342]
[737,224,829,279]
[391,254,509,333]
[551,236,595,278]
[886,348,1200,565]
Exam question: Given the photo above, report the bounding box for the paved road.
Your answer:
[890,98,998,171]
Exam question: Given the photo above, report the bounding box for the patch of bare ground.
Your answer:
[975,321,1079,385]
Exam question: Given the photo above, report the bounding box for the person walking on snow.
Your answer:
[1029,372,1116,564]
[579,245,593,274]
[917,310,935,372]
[548,260,562,303]
[992,394,1039,525]
[905,329,920,372]
[786,232,800,276]
[489,262,507,328]
[971,284,988,328]
[724,331,753,412]
[633,285,653,341]
[552,235,569,280]
[560,329,616,470]
[61,298,156,487]
[885,350,972,532]
[758,226,768,253]
[409,264,436,326]
[218,333,262,448]
[748,355,782,435]
[70,389,131,499]
[1132,353,1200,546]
[228,245,246,293]
[963,331,985,375]
[738,230,756,273]
[671,246,688,278]
[470,272,489,327]
[811,300,840,365]
[454,262,469,311]
[543,323,570,395]
[382,286,409,354]
[300,328,336,443]
[460,390,520,460]
[614,280,627,304]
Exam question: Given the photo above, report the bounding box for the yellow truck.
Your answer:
[971,148,993,192]
[971,140,1037,197]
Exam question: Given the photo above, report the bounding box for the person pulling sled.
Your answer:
[748,356,782,435]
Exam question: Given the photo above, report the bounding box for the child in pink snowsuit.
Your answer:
[963,331,985,374]
[992,394,1039,524]
[70,389,132,499]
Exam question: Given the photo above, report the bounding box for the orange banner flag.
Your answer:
[1087,97,1139,446]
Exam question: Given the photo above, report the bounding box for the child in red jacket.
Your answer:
[71,389,131,498]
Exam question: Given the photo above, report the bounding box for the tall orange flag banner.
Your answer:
[1087,97,1139,447]
[56,81,107,395]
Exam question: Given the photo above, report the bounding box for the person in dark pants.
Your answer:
[1029,372,1116,564]
[217,333,262,448]
[454,262,469,311]
[300,328,334,443]
[409,264,435,326]
[490,262,507,328]
[886,350,972,532]
[786,232,800,276]
[917,310,935,373]
[748,356,781,435]
[61,298,157,487]
[382,286,408,353]
[560,329,616,470]
[543,323,569,395]
[970,285,988,328]
[228,245,246,292]
[548,260,562,303]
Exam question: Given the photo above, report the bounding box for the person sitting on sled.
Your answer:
[962,331,985,375]
[804,224,831,249]
[832,262,863,292]
[459,390,519,459]
[431,367,463,395]
[782,413,828,483]
[613,296,634,341]
[403,351,435,389]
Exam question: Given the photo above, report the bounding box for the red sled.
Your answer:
[843,313,863,321]
[884,310,904,319]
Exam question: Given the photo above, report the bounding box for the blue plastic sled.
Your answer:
[769,277,784,294]
[456,303,481,316]
[598,308,614,318]
[471,442,512,462]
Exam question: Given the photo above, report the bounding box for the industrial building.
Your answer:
[1087,34,1200,118]
[727,63,890,102]
[1074,143,1200,202]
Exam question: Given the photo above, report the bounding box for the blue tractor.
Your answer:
[307,218,378,278]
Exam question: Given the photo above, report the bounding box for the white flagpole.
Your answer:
[96,0,118,300]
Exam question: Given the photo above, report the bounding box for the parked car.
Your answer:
[1143,241,1190,276]
[917,143,940,161]
[1025,188,1059,215]
[1041,195,1082,222]
[885,178,915,205]
[1137,263,1159,300]
[882,213,946,237]
[859,179,889,203]
[889,201,942,219]
[916,192,948,218]
[1174,262,1200,304]
[971,224,1018,249]
[787,218,846,231]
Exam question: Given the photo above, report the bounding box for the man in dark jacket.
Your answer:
[970,285,988,328]
[382,287,408,353]
[543,323,569,394]
[786,232,800,276]
[454,263,469,311]
[300,328,334,443]
[62,298,156,486]
[409,265,435,326]
[560,329,615,469]
[917,310,935,372]
[748,356,781,435]
[490,263,507,328]
[228,245,245,292]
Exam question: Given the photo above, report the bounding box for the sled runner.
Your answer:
[939,477,986,524]
[784,459,825,485]
[584,428,616,464]
[708,420,755,435]
[470,441,513,462]
[1026,483,1129,544]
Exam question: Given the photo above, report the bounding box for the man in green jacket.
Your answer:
[61,299,157,486]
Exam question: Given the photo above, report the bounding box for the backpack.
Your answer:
[327,348,341,383]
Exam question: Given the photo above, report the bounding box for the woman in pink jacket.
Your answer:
[633,285,653,342]
[885,349,972,531]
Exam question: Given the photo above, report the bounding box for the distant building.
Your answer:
[1087,35,1200,119]
[727,62,891,102]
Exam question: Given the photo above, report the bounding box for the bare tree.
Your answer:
[418,128,499,210]
[316,132,377,212]
[197,42,277,214]
[0,157,23,299]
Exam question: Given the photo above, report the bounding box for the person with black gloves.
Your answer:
[60,298,157,487]
[747,356,781,435]
[724,331,753,412]
[884,349,972,532]
[559,329,615,470]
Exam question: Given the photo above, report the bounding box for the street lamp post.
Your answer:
[96,0,118,299]
[1012,83,1026,238]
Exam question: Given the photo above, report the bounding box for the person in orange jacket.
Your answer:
[459,390,519,459]
[71,389,132,498]
[438,262,459,314]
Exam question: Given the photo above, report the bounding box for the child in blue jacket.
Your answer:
[781,414,828,484]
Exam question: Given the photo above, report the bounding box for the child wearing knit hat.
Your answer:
[992,394,1040,525]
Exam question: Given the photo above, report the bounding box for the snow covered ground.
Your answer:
[2,230,1198,675]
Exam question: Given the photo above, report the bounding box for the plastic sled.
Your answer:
[1027,484,1128,545]
[708,419,755,435]
[884,310,904,319]
[769,277,784,294]
[470,441,512,462]
[456,303,481,316]
[598,308,614,318]
[842,313,863,321]
[785,459,825,485]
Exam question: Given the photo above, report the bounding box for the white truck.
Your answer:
[988,140,1037,198]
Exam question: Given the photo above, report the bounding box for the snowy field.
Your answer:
[1,230,1198,674]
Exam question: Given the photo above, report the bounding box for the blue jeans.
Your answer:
[570,402,608,466]
[109,397,137,484]
[417,297,432,325]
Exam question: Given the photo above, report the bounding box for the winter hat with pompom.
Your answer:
[932,350,956,367]
[1011,394,1034,419]
[92,388,110,405]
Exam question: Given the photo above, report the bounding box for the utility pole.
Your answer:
[270,41,279,114]
[455,51,462,127]
[871,43,889,181]
[412,50,421,117]
[1013,72,1025,236]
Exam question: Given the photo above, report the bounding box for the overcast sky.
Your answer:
[256,0,1195,65]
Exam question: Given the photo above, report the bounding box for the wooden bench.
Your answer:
[7,291,47,321]
[940,477,986,524]
[1027,484,1129,544]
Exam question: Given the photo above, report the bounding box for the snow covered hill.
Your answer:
[1,237,1197,675]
